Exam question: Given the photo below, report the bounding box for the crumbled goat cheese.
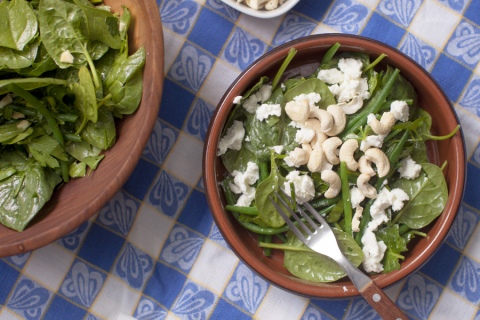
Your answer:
[242,85,273,113]
[368,187,409,231]
[398,156,422,180]
[338,58,363,80]
[59,50,74,64]
[283,171,315,204]
[350,187,365,208]
[217,120,245,156]
[271,145,284,154]
[233,96,242,104]
[0,94,13,109]
[361,229,387,273]
[295,127,315,144]
[360,134,385,152]
[317,68,344,84]
[119,21,127,33]
[256,103,281,121]
[390,100,409,122]
[229,161,259,207]
[293,92,321,110]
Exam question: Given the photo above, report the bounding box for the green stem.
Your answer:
[225,205,258,216]
[363,53,387,72]
[424,125,460,141]
[258,242,314,253]
[321,42,341,64]
[272,48,297,91]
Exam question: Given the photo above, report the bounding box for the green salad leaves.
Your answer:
[220,45,459,281]
[0,0,145,231]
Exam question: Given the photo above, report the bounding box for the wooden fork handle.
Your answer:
[359,281,407,320]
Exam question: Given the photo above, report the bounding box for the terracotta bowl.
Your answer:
[0,0,164,257]
[203,34,465,298]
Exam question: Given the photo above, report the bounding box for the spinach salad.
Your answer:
[0,0,145,231]
[218,44,459,282]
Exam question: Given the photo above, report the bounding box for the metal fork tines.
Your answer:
[269,190,407,320]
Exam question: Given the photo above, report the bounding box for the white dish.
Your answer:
[221,0,300,18]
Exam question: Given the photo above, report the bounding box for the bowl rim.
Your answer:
[220,0,301,19]
[203,33,466,298]
[0,0,164,257]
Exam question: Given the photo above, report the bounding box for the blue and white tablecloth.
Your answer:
[1,0,479,319]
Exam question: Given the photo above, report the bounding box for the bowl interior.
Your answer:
[0,0,164,257]
[203,34,465,298]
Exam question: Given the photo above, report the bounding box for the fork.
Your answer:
[270,191,407,320]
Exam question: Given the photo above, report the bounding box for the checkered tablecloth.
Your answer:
[1,0,479,319]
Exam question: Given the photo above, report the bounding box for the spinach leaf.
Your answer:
[0,78,68,95]
[72,66,98,132]
[376,224,408,273]
[0,37,40,70]
[0,120,32,143]
[392,163,448,229]
[0,0,38,51]
[246,113,281,162]
[73,0,122,50]
[27,134,68,168]
[103,47,145,115]
[255,151,286,228]
[80,106,116,150]
[0,150,61,231]
[283,229,364,282]
[221,145,256,174]
[283,78,336,108]
[65,140,104,169]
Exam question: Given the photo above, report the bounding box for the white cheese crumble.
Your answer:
[256,103,281,121]
[350,187,365,208]
[361,229,387,273]
[119,21,127,33]
[242,85,273,113]
[360,134,385,152]
[229,161,259,207]
[390,100,409,122]
[283,170,315,204]
[398,156,422,180]
[233,96,242,104]
[293,92,321,110]
[59,50,74,64]
[352,206,364,232]
[368,187,409,232]
[217,120,245,156]
[271,145,284,154]
[317,68,344,84]
[295,127,315,144]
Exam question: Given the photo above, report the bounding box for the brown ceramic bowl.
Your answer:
[0,0,164,257]
[203,34,465,298]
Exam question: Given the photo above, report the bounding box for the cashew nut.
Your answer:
[340,96,363,115]
[321,169,341,199]
[310,131,328,150]
[368,112,396,135]
[302,143,312,156]
[285,99,309,123]
[358,155,376,177]
[325,104,346,136]
[307,147,324,173]
[265,0,279,10]
[352,206,364,232]
[322,137,342,165]
[357,173,377,199]
[309,108,333,133]
[364,147,390,178]
[285,147,309,167]
[304,118,321,132]
[245,0,268,9]
[339,139,359,171]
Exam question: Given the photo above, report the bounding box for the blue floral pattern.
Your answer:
[143,119,178,165]
[397,274,441,319]
[399,33,437,71]
[60,260,106,307]
[148,170,190,217]
[323,0,369,34]
[223,27,266,70]
[160,225,204,272]
[98,191,139,236]
[135,296,168,320]
[446,205,479,249]
[449,257,480,304]
[459,76,480,117]
[272,14,317,46]
[171,281,215,318]
[7,277,51,320]
[115,243,154,290]
[224,263,268,313]
[446,20,480,67]
[378,0,421,27]
[185,98,215,141]
[160,0,200,35]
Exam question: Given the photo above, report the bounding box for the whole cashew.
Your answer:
[357,173,377,198]
[352,206,364,232]
[339,139,359,171]
[285,99,310,123]
[322,137,342,165]
[358,155,376,177]
[368,112,396,135]
[302,143,312,156]
[340,96,363,115]
[321,169,341,199]
[304,118,321,132]
[245,0,268,9]
[364,147,390,178]
[310,131,328,150]
[265,0,279,10]
[310,108,334,133]
[325,104,346,136]
[307,147,324,173]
